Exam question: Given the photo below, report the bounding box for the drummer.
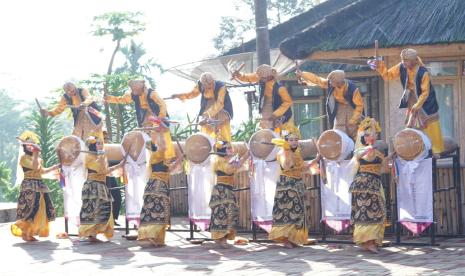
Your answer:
[104,79,176,161]
[231,64,299,138]
[41,82,104,141]
[296,69,364,140]
[171,72,234,142]
[368,48,444,155]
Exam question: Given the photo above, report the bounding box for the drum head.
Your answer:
[299,139,318,159]
[122,131,146,161]
[57,136,81,166]
[249,129,277,159]
[104,144,124,162]
[317,130,342,161]
[393,129,424,161]
[185,133,212,164]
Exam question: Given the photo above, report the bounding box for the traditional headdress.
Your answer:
[19,131,40,144]
[256,64,277,79]
[281,125,301,140]
[85,133,101,150]
[355,117,381,148]
[327,70,345,83]
[400,48,418,61]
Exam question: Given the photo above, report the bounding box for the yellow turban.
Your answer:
[19,131,39,144]
[400,48,418,61]
[256,64,277,79]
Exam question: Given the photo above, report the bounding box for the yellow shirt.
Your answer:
[20,154,44,179]
[278,148,304,179]
[235,73,293,117]
[301,71,364,120]
[376,61,430,108]
[49,89,94,116]
[149,147,170,182]
[106,90,167,117]
[214,156,237,186]
[177,85,227,118]
[85,154,109,182]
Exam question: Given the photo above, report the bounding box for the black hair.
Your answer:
[151,142,158,152]
[88,143,97,152]
[22,144,33,155]
[216,146,227,156]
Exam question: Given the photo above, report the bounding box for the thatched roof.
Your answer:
[222,0,356,56]
[280,0,465,60]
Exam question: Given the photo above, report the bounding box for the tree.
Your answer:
[0,161,19,202]
[91,11,146,139]
[213,0,318,53]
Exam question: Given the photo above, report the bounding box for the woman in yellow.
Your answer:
[232,65,297,137]
[78,134,124,241]
[104,79,176,160]
[171,72,234,142]
[268,131,309,248]
[138,139,180,247]
[209,141,248,248]
[349,118,388,253]
[11,131,59,241]
[296,69,364,139]
[368,48,444,155]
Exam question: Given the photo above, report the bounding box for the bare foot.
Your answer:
[367,241,379,253]
[22,235,38,242]
[149,239,165,247]
[284,241,296,249]
[88,236,101,242]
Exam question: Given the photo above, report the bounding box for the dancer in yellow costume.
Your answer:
[41,82,104,141]
[11,131,59,241]
[138,138,181,247]
[232,64,298,138]
[268,131,309,248]
[296,69,364,139]
[78,134,125,241]
[349,118,388,253]
[369,48,444,155]
[105,80,176,160]
[172,72,234,142]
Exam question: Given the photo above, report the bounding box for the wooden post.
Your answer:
[254,0,271,65]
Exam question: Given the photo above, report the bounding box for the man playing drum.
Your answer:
[104,80,176,160]
[41,82,104,141]
[296,69,364,140]
[231,64,299,138]
[368,48,444,155]
[171,72,234,142]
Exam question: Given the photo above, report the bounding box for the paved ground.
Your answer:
[1,217,465,276]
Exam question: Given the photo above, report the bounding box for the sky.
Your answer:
[0,0,253,126]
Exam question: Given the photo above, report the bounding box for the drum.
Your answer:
[184,133,214,164]
[317,129,354,161]
[299,139,318,160]
[121,131,148,161]
[231,142,248,157]
[393,128,432,161]
[104,144,124,162]
[248,129,279,160]
[442,136,458,155]
[57,136,82,166]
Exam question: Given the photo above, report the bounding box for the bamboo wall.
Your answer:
[169,167,465,236]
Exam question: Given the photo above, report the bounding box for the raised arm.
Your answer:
[173,85,201,101]
[233,72,260,83]
[47,96,68,117]
[149,90,167,117]
[299,71,329,89]
[375,61,401,81]
[349,88,364,124]
[105,91,133,104]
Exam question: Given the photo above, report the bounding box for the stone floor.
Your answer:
[1,217,465,276]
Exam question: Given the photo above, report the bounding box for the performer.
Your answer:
[349,117,387,253]
[103,128,122,226]
[104,79,176,160]
[41,82,104,141]
[209,141,248,248]
[368,48,444,155]
[231,64,298,137]
[11,131,59,241]
[138,138,181,247]
[171,72,234,142]
[296,69,364,139]
[78,134,124,241]
[268,131,309,248]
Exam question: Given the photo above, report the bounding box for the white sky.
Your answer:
[0,0,253,126]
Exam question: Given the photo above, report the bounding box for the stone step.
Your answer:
[0,203,16,223]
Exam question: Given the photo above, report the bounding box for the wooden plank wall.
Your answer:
[168,167,465,236]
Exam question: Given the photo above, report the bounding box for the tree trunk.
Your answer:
[103,38,122,139]
[254,0,271,65]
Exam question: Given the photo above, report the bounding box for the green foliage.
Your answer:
[172,113,199,140]
[213,0,317,53]
[91,12,146,41]
[0,90,28,177]
[28,111,64,215]
[0,161,19,202]
[232,119,259,142]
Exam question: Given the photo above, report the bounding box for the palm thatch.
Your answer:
[280,0,465,60]
[222,0,356,56]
